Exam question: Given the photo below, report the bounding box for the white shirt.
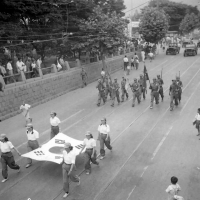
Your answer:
[194,113,200,121]
[0,141,14,153]
[27,129,39,141]
[98,124,110,135]
[20,104,31,116]
[63,150,76,164]
[101,71,105,76]
[7,62,13,71]
[166,184,181,200]
[83,138,96,149]
[141,51,145,57]
[149,52,153,57]
[36,59,42,68]
[123,57,128,62]
[50,116,61,126]
[31,63,36,69]
[16,61,26,71]
[134,55,138,59]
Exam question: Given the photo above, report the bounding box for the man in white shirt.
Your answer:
[123,55,129,71]
[25,124,40,168]
[6,59,15,83]
[20,101,31,126]
[79,131,99,174]
[50,111,61,139]
[148,52,154,62]
[16,58,26,72]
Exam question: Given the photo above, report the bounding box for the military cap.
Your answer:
[134,78,137,81]
[157,75,160,77]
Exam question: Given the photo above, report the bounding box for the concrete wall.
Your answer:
[0,52,134,121]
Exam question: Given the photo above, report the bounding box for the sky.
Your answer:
[124,0,200,16]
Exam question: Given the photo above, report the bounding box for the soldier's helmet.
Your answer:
[98,79,101,82]
[134,78,137,81]
[157,75,160,77]
[140,74,143,77]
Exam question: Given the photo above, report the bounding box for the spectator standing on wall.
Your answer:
[20,101,32,127]
[36,56,42,72]
[0,63,7,84]
[31,58,39,77]
[0,74,5,92]
[25,57,32,78]
[16,58,26,72]
[6,59,15,83]
[59,55,67,71]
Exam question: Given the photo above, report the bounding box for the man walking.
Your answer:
[123,55,129,71]
[169,80,179,111]
[138,74,146,100]
[176,76,183,103]
[111,78,120,107]
[96,79,106,107]
[149,78,159,109]
[157,75,164,101]
[80,67,88,88]
[130,78,140,107]
[121,77,128,102]
[105,77,112,101]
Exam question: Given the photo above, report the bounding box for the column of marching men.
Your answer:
[95,66,183,111]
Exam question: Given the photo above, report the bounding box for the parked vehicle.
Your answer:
[166,47,179,55]
[169,43,180,53]
[184,44,197,57]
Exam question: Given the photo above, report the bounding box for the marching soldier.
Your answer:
[176,76,183,103]
[169,80,179,111]
[149,78,159,109]
[130,78,140,107]
[111,78,120,107]
[96,79,106,107]
[80,67,88,88]
[121,77,129,102]
[138,74,146,100]
[157,75,164,101]
[105,77,112,101]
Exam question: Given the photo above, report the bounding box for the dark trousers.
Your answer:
[124,62,128,71]
[121,88,128,101]
[62,163,79,193]
[84,149,98,173]
[50,126,59,139]
[99,134,112,156]
[111,90,120,106]
[97,91,106,106]
[1,152,20,179]
[158,86,164,100]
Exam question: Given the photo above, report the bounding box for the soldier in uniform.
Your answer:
[130,78,140,107]
[121,77,129,102]
[169,80,179,111]
[105,77,112,101]
[111,78,120,107]
[157,75,164,101]
[176,76,183,103]
[80,67,88,88]
[96,79,106,107]
[149,78,159,109]
[138,74,146,100]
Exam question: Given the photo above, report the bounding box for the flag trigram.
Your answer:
[75,144,84,149]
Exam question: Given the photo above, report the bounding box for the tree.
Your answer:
[179,13,199,34]
[78,6,128,70]
[146,0,199,31]
[139,7,169,43]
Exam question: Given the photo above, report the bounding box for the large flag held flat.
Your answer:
[22,133,84,164]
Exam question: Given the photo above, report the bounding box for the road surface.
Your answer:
[0,48,200,200]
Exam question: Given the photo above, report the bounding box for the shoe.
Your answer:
[100,156,105,160]
[63,193,69,198]
[26,164,32,168]
[86,172,90,175]
[170,108,173,111]
[150,106,153,109]
[132,104,135,107]
[77,177,80,186]
[111,104,114,107]
[1,178,8,183]
[97,104,100,107]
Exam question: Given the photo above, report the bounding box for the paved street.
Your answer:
[0,48,200,200]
